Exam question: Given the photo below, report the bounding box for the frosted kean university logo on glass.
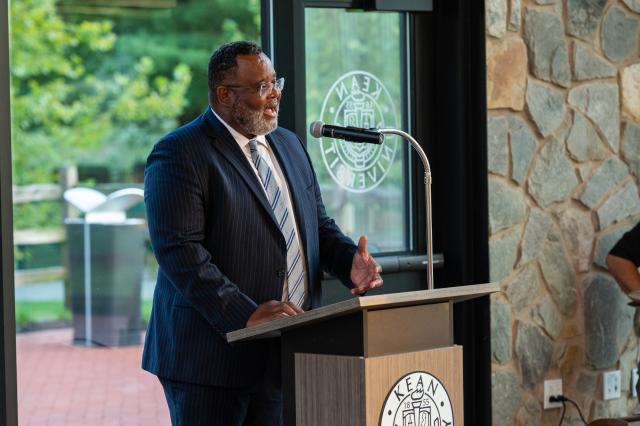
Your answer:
[380,371,453,426]
[319,71,398,193]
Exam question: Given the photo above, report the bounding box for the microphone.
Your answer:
[309,121,384,145]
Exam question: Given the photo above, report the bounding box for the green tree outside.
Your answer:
[10,0,193,187]
[10,0,193,231]
[9,0,261,325]
[109,0,260,120]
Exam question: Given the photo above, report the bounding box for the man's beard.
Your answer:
[231,98,279,136]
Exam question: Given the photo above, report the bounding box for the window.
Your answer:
[9,0,261,423]
[304,8,409,254]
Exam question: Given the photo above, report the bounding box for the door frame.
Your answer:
[0,0,19,422]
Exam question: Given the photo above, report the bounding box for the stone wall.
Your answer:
[486,0,640,424]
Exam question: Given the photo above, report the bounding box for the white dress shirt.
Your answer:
[211,108,309,307]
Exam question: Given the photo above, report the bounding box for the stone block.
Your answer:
[491,297,513,364]
[579,157,628,209]
[510,122,537,185]
[524,8,571,87]
[623,122,640,179]
[509,0,521,31]
[520,209,552,265]
[577,163,593,182]
[490,227,521,282]
[489,179,526,234]
[492,370,522,426]
[531,295,562,339]
[623,0,640,13]
[515,321,553,389]
[487,38,528,110]
[597,182,640,230]
[567,0,608,41]
[573,41,617,81]
[602,6,639,62]
[540,234,577,316]
[527,80,565,137]
[516,395,542,426]
[506,264,540,313]
[528,138,578,208]
[622,63,640,123]
[568,83,620,152]
[584,274,634,369]
[566,111,608,162]
[487,0,508,38]
[488,116,509,175]
[576,372,597,395]
[556,208,594,272]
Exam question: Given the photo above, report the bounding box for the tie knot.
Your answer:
[248,139,258,152]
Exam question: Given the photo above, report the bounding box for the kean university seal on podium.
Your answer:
[319,70,399,193]
[379,371,454,426]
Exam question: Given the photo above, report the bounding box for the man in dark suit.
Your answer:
[142,41,382,425]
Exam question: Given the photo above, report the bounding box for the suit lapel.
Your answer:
[267,132,309,253]
[202,109,278,227]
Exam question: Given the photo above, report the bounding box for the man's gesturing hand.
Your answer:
[246,300,304,327]
[350,235,383,295]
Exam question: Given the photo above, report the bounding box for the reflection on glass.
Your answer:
[305,8,407,254]
[10,0,260,423]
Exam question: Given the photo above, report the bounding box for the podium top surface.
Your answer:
[227,282,499,343]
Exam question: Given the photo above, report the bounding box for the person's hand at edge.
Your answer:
[246,300,304,327]
[350,235,383,295]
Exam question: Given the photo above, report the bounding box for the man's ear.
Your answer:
[216,86,234,107]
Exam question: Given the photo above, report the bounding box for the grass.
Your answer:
[15,301,71,325]
[15,299,154,327]
[142,299,152,324]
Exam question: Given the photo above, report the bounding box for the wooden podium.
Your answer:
[227,282,499,426]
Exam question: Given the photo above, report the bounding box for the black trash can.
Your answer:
[66,218,146,346]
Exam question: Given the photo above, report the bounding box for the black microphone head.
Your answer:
[310,121,324,138]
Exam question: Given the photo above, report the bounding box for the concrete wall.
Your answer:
[486,0,640,424]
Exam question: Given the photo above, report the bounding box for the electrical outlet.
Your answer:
[603,370,621,400]
[544,379,563,410]
[632,368,638,398]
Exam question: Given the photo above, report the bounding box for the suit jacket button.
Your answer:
[277,269,286,278]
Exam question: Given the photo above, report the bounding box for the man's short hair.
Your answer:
[208,41,263,96]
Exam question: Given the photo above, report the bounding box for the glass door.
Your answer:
[264,1,429,305]
[304,9,409,254]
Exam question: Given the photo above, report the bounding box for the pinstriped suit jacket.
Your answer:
[141,108,357,387]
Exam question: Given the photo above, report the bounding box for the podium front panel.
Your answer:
[295,346,463,426]
[365,347,463,426]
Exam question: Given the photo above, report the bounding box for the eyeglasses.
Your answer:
[221,77,285,97]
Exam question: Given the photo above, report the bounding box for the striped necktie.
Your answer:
[249,139,306,308]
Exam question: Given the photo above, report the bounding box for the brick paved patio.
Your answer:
[16,328,170,426]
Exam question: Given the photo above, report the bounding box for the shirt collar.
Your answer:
[210,107,267,150]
